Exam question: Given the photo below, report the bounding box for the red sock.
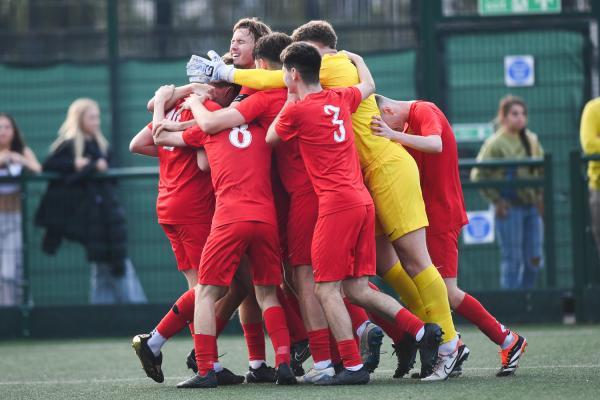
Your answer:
[242,322,266,361]
[394,308,424,339]
[329,330,341,364]
[215,316,228,337]
[343,297,369,336]
[263,306,291,366]
[367,311,404,343]
[307,328,331,363]
[456,293,509,345]
[337,339,363,369]
[188,322,194,335]
[193,334,216,375]
[277,287,308,344]
[156,289,195,338]
[284,290,303,317]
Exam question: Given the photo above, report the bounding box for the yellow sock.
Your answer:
[382,262,428,321]
[413,265,457,343]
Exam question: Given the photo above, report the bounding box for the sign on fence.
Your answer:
[452,123,494,142]
[479,0,561,16]
[505,55,535,87]
[463,210,495,245]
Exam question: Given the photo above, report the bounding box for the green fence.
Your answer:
[569,152,600,322]
[0,156,572,338]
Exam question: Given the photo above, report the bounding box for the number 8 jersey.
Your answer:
[275,87,373,216]
[182,100,276,229]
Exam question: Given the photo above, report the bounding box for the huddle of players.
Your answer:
[129,18,528,388]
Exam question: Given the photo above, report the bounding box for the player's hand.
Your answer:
[187,51,234,83]
[340,50,363,64]
[371,115,399,141]
[74,157,90,171]
[190,83,213,97]
[95,158,108,172]
[154,84,175,103]
[182,93,207,110]
[154,119,183,135]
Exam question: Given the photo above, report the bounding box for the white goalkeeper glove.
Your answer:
[186,51,235,83]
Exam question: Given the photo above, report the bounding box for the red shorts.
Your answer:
[160,223,211,271]
[199,221,282,287]
[312,205,376,282]
[426,228,460,278]
[287,190,319,266]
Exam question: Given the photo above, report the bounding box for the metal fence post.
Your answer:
[417,0,442,103]
[107,0,121,165]
[19,174,30,337]
[569,151,586,320]
[543,153,556,288]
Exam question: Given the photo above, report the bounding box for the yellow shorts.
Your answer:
[363,144,428,242]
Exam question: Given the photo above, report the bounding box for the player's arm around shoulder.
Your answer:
[341,50,375,100]
[130,126,158,157]
[184,94,246,134]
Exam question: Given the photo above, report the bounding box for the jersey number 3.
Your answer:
[324,105,346,143]
[229,124,252,149]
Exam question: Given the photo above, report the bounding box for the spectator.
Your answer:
[0,113,41,306]
[471,95,544,289]
[580,98,600,260]
[35,98,147,304]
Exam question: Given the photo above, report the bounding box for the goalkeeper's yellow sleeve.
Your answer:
[233,69,285,90]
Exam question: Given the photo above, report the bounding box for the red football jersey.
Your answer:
[236,88,313,196]
[147,98,215,225]
[403,100,468,234]
[182,100,276,228]
[275,87,372,215]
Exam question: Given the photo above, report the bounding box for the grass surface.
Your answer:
[1,325,599,400]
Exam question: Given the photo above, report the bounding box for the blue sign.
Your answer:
[463,210,495,245]
[504,55,535,87]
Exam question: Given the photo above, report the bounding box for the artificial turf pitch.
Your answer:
[1,325,599,400]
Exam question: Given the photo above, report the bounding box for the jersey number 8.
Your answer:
[324,105,346,143]
[229,124,252,149]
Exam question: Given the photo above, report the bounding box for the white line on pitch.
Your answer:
[2,365,600,386]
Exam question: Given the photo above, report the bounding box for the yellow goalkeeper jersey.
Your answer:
[233,52,394,170]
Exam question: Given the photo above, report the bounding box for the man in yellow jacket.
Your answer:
[580,98,600,258]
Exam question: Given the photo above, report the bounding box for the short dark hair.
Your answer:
[291,20,337,49]
[253,32,292,67]
[280,42,321,85]
[233,17,272,42]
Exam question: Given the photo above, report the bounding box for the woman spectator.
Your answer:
[471,95,544,289]
[0,113,41,306]
[35,98,146,304]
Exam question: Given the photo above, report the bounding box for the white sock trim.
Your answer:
[415,326,425,342]
[147,329,166,357]
[346,363,364,372]
[249,360,266,369]
[356,321,370,338]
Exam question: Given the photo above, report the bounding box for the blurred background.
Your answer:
[0,0,598,338]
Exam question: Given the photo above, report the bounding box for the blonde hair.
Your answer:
[50,98,109,158]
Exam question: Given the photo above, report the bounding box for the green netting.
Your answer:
[447,30,586,289]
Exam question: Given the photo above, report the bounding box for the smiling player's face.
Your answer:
[230,28,255,69]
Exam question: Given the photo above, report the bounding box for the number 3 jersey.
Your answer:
[275,87,373,216]
[182,99,276,229]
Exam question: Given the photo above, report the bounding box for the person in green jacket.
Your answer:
[471,95,544,289]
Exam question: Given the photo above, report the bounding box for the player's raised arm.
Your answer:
[341,50,375,100]
[147,83,212,112]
